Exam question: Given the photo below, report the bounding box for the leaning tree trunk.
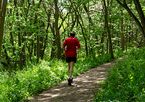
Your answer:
[133,0,145,37]
[116,0,145,37]
[0,0,7,64]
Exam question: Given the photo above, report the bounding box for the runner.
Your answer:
[62,31,81,86]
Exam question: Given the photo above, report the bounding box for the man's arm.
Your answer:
[62,45,65,51]
[62,39,66,51]
[76,40,81,49]
[76,46,80,49]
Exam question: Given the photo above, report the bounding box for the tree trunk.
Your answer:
[18,30,24,69]
[100,32,105,54]
[78,20,88,56]
[121,10,125,51]
[14,0,24,69]
[37,31,40,63]
[103,0,114,58]
[2,44,11,68]
[116,0,145,37]
[0,0,7,64]
[54,0,61,59]
[133,0,145,36]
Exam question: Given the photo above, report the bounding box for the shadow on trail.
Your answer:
[27,58,123,102]
[28,81,100,102]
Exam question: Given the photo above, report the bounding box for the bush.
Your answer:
[94,47,145,101]
[0,51,123,102]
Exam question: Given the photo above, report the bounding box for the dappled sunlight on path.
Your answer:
[27,57,123,102]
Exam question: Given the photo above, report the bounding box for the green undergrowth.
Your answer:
[94,47,145,102]
[0,49,124,102]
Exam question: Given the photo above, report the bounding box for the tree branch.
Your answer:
[116,0,145,36]
[59,12,69,30]
[133,0,145,27]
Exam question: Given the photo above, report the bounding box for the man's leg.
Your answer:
[68,62,73,85]
[68,62,71,77]
[69,61,74,78]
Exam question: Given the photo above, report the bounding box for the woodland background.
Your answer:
[0,0,145,101]
[0,0,144,69]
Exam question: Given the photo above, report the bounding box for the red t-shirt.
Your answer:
[62,37,81,57]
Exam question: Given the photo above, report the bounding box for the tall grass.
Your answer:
[0,60,68,102]
[0,48,125,102]
[0,53,118,102]
[94,47,145,101]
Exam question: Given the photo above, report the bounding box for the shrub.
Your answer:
[0,51,123,102]
[94,47,145,101]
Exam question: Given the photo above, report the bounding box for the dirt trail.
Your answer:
[27,57,123,102]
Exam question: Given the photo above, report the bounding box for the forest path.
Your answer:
[27,57,123,102]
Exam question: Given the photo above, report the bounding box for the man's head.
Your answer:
[70,31,75,37]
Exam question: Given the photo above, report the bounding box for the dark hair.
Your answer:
[70,31,75,37]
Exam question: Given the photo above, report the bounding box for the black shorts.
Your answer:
[66,57,77,63]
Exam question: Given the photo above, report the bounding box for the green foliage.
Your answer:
[0,53,118,102]
[0,60,67,102]
[2,0,145,101]
[94,47,145,101]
